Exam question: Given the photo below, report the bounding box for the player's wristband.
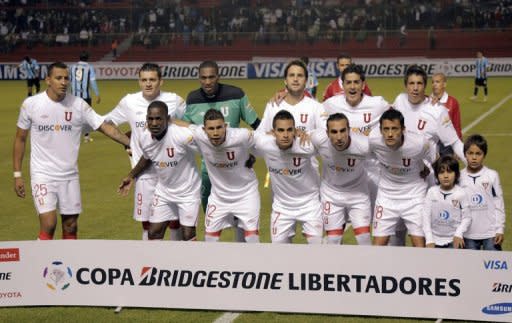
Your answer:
[14,171,22,178]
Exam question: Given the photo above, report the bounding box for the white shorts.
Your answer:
[133,177,157,222]
[205,190,260,233]
[372,196,425,237]
[31,178,81,215]
[321,185,371,231]
[150,193,200,227]
[270,201,323,243]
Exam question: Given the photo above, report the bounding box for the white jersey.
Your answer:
[323,95,389,136]
[139,125,200,202]
[422,185,471,246]
[258,96,328,133]
[16,91,104,181]
[105,91,186,179]
[460,166,506,239]
[253,134,319,212]
[192,126,258,202]
[393,93,459,148]
[369,129,435,200]
[310,129,369,192]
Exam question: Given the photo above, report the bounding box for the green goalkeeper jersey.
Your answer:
[183,83,258,128]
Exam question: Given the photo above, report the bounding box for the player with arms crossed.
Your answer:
[118,101,200,241]
[13,62,130,240]
[190,109,260,242]
[310,113,372,245]
[106,63,186,240]
[254,110,323,244]
[369,109,436,247]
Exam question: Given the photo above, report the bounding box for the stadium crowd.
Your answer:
[1,0,511,52]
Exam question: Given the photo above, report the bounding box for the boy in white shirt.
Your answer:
[461,134,506,250]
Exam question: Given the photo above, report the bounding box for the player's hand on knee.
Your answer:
[117,177,134,196]
[14,177,25,198]
[495,233,504,245]
[426,243,435,248]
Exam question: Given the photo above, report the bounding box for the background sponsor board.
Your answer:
[0,241,511,322]
[1,58,511,80]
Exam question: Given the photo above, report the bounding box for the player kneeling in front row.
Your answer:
[190,109,260,242]
[310,113,372,245]
[254,110,323,244]
[118,101,200,240]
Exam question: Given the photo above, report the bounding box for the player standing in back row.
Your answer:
[105,63,186,241]
[183,60,260,242]
[70,51,101,143]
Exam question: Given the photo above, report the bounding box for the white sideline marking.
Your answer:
[114,306,123,313]
[213,312,240,323]
[462,93,512,134]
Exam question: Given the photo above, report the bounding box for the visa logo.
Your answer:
[484,260,508,270]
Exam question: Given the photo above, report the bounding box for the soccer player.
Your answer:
[470,51,490,102]
[323,64,389,216]
[70,51,101,143]
[258,59,328,134]
[254,110,323,244]
[105,63,186,240]
[430,72,462,156]
[183,60,260,208]
[323,64,389,136]
[369,109,435,247]
[310,113,372,245]
[118,101,200,241]
[18,55,40,97]
[460,134,506,250]
[301,56,318,99]
[183,60,260,242]
[393,65,465,162]
[422,155,471,249]
[13,62,130,240]
[322,53,372,102]
[191,109,260,243]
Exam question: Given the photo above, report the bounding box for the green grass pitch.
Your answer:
[0,77,510,322]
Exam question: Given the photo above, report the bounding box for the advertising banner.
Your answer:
[1,58,511,80]
[1,241,511,321]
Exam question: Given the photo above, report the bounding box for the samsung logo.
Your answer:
[482,302,512,315]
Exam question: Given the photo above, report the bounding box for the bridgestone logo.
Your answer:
[0,249,20,262]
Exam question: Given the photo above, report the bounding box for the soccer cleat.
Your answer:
[483,96,488,102]
[469,96,477,101]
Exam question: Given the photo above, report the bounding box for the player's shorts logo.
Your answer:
[167,147,174,158]
[43,261,72,291]
[64,112,73,122]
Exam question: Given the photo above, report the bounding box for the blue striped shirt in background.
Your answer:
[475,56,489,79]
[19,59,40,79]
[70,61,100,100]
